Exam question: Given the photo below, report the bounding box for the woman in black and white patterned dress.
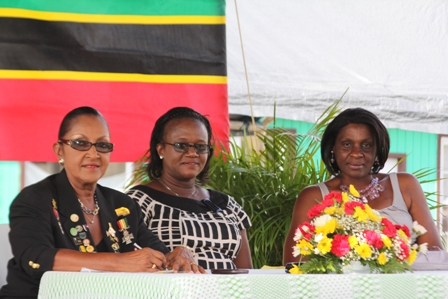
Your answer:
[127,107,253,270]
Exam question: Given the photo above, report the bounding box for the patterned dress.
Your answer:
[127,186,251,269]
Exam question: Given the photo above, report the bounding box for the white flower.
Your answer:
[419,243,428,254]
[313,214,332,228]
[314,247,321,254]
[293,229,303,242]
[292,246,301,257]
[412,221,427,235]
[314,233,324,243]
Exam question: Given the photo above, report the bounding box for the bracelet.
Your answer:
[180,245,196,257]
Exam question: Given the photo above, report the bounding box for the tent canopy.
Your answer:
[227,0,448,134]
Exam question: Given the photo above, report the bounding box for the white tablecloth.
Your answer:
[38,269,448,299]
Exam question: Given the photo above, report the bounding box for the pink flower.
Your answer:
[330,234,350,257]
[381,218,397,237]
[365,230,383,249]
[344,202,364,215]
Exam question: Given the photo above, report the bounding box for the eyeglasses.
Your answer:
[59,139,114,153]
[164,142,211,154]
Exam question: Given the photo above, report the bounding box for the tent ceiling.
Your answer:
[226,0,448,134]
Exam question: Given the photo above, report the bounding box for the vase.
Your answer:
[342,261,370,274]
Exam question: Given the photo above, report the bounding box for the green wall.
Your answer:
[0,162,21,224]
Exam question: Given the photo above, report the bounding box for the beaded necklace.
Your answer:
[340,177,384,203]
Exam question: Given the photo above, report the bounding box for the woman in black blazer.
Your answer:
[0,107,203,299]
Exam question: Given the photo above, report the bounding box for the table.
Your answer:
[38,269,448,299]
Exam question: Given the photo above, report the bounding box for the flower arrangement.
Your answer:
[289,185,428,274]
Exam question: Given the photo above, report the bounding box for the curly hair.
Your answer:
[146,107,214,185]
[321,107,390,176]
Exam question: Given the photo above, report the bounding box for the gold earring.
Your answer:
[58,158,64,166]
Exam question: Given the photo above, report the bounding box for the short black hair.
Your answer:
[321,107,390,176]
[58,106,108,139]
[147,107,214,185]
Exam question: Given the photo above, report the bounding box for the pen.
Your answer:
[134,243,166,270]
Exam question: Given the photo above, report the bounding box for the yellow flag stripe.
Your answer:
[0,70,227,84]
[0,8,226,24]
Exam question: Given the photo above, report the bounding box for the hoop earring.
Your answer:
[330,151,335,164]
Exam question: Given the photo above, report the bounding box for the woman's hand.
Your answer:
[121,247,167,272]
[165,246,206,273]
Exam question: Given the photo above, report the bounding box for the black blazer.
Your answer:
[0,170,168,299]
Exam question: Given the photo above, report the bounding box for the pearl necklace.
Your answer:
[78,195,100,224]
[340,177,384,203]
[158,180,197,198]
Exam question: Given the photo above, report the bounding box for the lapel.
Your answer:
[54,170,94,251]
[52,170,123,253]
[95,187,122,253]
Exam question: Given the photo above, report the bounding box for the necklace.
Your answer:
[158,180,197,198]
[78,194,100,224]
[340,177,384,203]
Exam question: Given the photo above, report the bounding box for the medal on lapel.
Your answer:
[117,218,134,244]
[115,207,134,244]
[52,199,65,234]
[106,222,120,253]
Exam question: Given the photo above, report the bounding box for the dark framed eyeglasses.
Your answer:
[164,142,211,155]
[59,139,114,153]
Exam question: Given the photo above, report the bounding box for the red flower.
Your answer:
[330,234,351,257]
[395,224,411,238]
[381,218,397,237]
[296,221,315,239]
[344,202,364,215]
[307,204,325,219]
[397,239,410,261]
[365,230,383,249]
[322,191,342,207]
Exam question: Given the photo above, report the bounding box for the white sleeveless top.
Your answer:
[317,173,415,243]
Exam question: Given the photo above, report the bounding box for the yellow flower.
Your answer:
[335,207,344,216]
[355,243,372,258]
[317,236,333,254]
[342,192,349,202]
[378,252,388,265]
[297,239,313,255]
[315,218,337,236]
[289,263,303,274]
[324,207,336,215]
[397,230,409,242]
[381,235,392,248]
[364,205,381,222]
[349,185,360,197]
[348,236,358,248]
[353,207,368,222]
[407,249,418,265]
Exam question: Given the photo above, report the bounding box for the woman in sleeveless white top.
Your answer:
[283,108,442,264]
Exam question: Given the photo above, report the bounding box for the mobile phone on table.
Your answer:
[211,269,249,274]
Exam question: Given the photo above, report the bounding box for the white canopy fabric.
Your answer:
[226,0,448,134]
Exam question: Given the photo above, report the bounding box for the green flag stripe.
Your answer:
[0,0,225,16]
